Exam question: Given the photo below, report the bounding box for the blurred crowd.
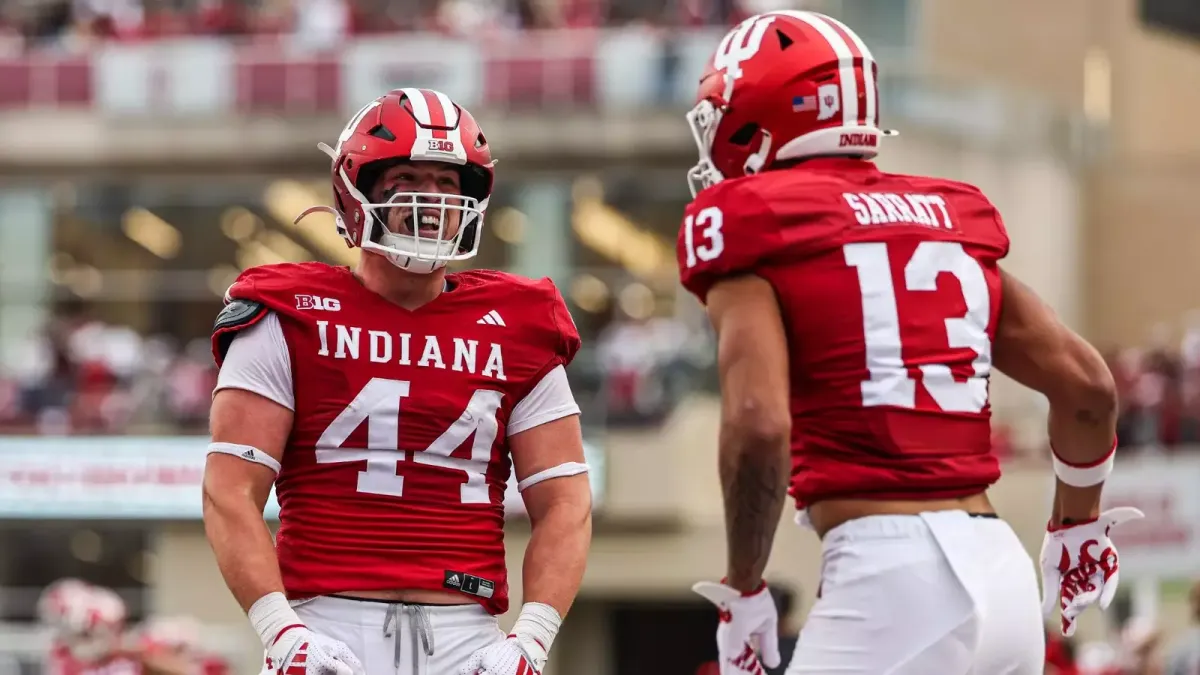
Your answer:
[0,0,798,51]
[11,306,1200,450]
[0,303,717,434]
[0,307,215,435]
[1108,319,1200,453]
[593,310,713,427]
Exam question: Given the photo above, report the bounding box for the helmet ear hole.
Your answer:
[729,123,760,146]
[368,125,396,141]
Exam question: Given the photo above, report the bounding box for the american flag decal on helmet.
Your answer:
[791,95,817,112]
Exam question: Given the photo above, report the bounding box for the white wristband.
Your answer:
[248,592,303,649]
[512,602,561,654]
[1051,441,1117,487]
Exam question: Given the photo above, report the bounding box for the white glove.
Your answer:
[261,625,365,675]
[458,633,546,675]
[1040,506,1143,637]
[693,580,780,675]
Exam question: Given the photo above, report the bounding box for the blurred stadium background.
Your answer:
[1,0,1199,673]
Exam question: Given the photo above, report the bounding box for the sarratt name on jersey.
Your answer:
[314,320,507,381]
[843,191,955,230]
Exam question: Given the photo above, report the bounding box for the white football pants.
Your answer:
[787,510,1044,675]
[292,595,505,675]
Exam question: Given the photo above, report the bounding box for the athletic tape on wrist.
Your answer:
[247,592,303,649]
[1051,439,1117,488]
[512,602,561,655]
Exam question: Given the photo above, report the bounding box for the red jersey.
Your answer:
[47,645,140,675]
[677,159,1009,508]
[212,263,580,614]
[197,654,231,675]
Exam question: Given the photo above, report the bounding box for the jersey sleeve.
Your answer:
[540,278,582,367]
[941,179,1012,258]
[677,181,781,304]
[213,311,295,410]
[986,201,1012,258]
[507,278,582,404]
[507,365,580,436]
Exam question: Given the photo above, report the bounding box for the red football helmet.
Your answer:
[298,88,495,274]
[39,582,127,662]
[687,11,894,196]
[138,615,200,656]
[37,578,92,629]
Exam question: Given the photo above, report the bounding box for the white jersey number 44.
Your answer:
[315,377,502,504]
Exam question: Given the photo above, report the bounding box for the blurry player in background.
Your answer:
[39,580,139,675]
[203,88,592,675]
[679,11,1141,675]
[136,615,214,675]
[38,581,215,675]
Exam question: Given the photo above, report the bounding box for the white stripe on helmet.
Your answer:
[779,11,859,127]
[819,13,877,125]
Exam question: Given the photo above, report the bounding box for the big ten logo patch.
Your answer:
[428,139,456,153]
[295,294,341,311]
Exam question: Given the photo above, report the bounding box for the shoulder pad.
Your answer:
[211,299,268,366]
[214,299,267,334]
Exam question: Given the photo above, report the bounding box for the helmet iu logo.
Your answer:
[713,15,777,83]
[334,101,381,156]
[817,83,840,121]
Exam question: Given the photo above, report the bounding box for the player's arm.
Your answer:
[512,411,591,619]
[992,268,1118,524]
[706,275,791,592]
[202,306,329,669]
[204,387,289,610]
[491,362,591,668]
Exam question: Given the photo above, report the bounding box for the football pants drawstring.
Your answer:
[383,603,435,673]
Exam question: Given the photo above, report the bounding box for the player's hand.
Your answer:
[458,634,546,675]
[693,580,780,675]
[1040,506,1144,637]
[260,625,365,675]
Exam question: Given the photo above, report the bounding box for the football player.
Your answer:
[202,88,592,675]
[40,581,140,675]
[136,615,202,675]
[679,11,1141,675]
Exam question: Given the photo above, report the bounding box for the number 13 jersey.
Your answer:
[210,262,581,614]
[677,158,1009,509]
